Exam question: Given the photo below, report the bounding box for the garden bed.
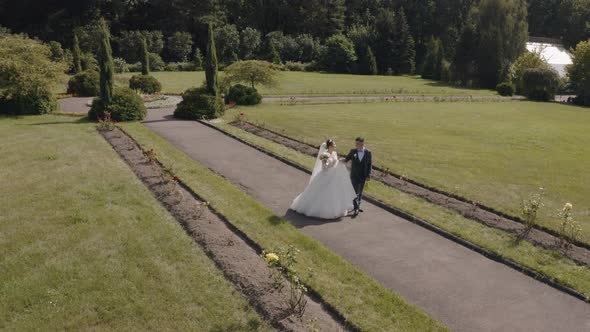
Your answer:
[100,126,348,332]
[231,120,590,267]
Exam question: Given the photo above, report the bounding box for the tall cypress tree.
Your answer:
[98,18,114,105]
[205,23,218,95]
[72,32,82,73]
[394,9,416,74]
[141,36,150,75]
[367,46,378,75]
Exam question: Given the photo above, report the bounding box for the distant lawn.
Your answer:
[224,101,590,245]
[115,71,496,96]
[0,115,268,331]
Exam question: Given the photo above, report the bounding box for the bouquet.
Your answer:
[319,152,330,161]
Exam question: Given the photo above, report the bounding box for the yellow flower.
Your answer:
[265,253,279,263]
[564,203,573,210]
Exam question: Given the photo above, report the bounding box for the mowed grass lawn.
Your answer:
[115,71,496,96]
[226,101,590,244]
[0,115,268,331]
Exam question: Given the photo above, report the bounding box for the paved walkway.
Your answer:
[142,108,590,332]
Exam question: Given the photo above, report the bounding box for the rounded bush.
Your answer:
[0,89,58,115]
[113,57,129,73]
[129,74,162,94]
[225,84,262,105]
[67,70,100,97]
[496,82,515,96]
[88,87,146,121]
[174,87,225,120]
[522,68,559,101]
[149,53,165,71]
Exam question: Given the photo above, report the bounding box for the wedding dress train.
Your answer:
[290,145,356,219]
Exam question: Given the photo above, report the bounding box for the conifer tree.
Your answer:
[194,48,204,70]
[98,18,114,105]
[72,32,82,74]
[394,9,416,74]
[205,23,219,95]
[141,36,149,75]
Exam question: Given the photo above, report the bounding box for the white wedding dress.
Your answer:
[290,143,356,219]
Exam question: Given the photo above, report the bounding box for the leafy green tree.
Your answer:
[511,51,551,94]
[319,34,357,73]
[474,0,528,87]
[205,24,218,95]
[222,60,279,89]
[141,37,149,75]
[194,48,204,70]
[558,0,590,48]
[452,22,478,86]
[97,18,114,106]
[72,32,82,74]
[0,34,67,114]
[522,68,559,101]
[116,30,164,63]
[215,24,240,64]
[295,34,320,62]
[167,31,193,62]
[567,40,590,105]
[240,27,261,59]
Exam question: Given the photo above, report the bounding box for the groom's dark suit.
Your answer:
[344,148,372,211]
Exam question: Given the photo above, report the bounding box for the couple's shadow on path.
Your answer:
[273,210,351,228]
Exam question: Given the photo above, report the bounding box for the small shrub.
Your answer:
[67,70,100,97]
[80,52,98,71]
[149,53,165,71]
[0,89,58,115]
[556,203,581,248]
[88,87,146,121]
[128,62,142,72]
[522,68,559,101]
[165,62,197,71]
[113,57,129,73]
[129,74,162,94]
[519,188,544,239]
[440,60,452,82]
[496,82,515,96]
[225,84,262,105]
[284,61,310,72]
[174,86,224,120]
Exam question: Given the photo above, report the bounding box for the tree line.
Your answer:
[0,0,588,88]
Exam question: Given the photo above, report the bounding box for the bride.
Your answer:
[290,139,357,219]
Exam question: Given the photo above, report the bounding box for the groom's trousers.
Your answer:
[351,176,366,210]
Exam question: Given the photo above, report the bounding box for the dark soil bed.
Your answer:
[232,121,590,267]
[100,127,348,332]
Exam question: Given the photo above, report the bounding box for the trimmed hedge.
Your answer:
[0,89,58,115]
[522,68,559,101]
[225,84,262,105]
[67,70,100,97]
[174,87,224,120]
[88,87,146,121]
[129,74,162,94]
[496,82,515,96]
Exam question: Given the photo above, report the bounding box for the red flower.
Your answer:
[240,112,244,116]
[104,111,111,117]
[173,176,179,181]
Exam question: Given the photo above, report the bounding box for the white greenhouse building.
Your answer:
[526,37,573,77]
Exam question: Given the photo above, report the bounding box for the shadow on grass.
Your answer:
[28,116,89,126]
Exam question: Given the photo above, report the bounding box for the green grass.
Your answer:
[212,121,590,300]
[119,121,448,332]
[223,102,590,245]
[115,71,496,96]
[0,115,269,331]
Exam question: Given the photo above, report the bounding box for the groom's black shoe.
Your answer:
[359,209,364,213]
[352,209,359,217]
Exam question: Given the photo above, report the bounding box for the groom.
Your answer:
[344,137,372,216]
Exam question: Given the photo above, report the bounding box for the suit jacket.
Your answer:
[344,148,372,180]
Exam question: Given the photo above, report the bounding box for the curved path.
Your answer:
[141,108,590,332]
